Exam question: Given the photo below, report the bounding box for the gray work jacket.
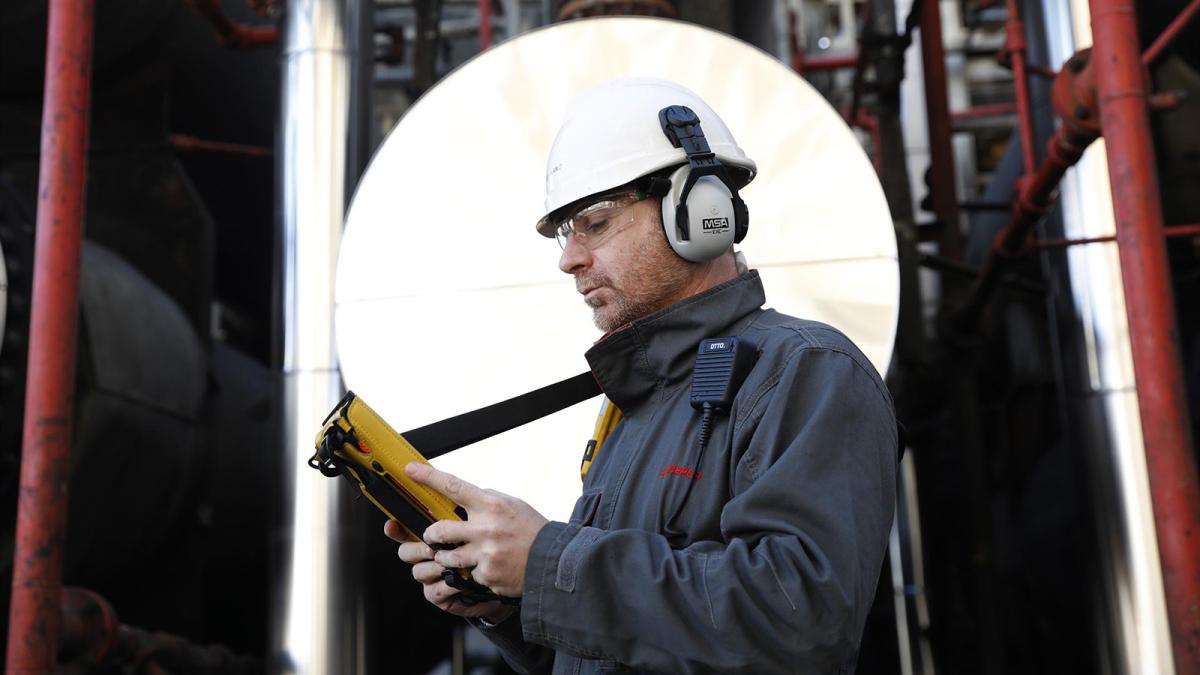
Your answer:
[474,271,898,674]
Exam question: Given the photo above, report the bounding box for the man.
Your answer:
[388,78,898,674]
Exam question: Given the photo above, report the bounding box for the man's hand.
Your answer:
[407,462,548,598]
[388,521,513,622]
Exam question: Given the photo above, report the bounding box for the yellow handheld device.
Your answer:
[311,391,516,605]
[310,374,605,604]
[310,391,466,542]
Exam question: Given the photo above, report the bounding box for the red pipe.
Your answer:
[1158,223,1200,239]
[1003,0,1037,175]
[797,52,860,72]
[954,48,1100,328]
[950,102,1018,123]
[1028,63,1058,79]
[1033,223,1200,251]
[1032,232,1116,250]
[186,0,277,49]
[5,0,95,672]
[919,0,962,260]
[58,587,258,670]
[1142,0,1200,66]
[58,588,118,665]
[479,0,491,50]
[169,133,272,158]
[196,0,276,48]
[1089,2,1200,672]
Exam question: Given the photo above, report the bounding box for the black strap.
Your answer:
[402,371,602,459]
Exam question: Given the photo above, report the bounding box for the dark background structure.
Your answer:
[1,0,1198,673]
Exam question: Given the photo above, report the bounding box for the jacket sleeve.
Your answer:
[467,611,555,675]
[518,346,898,674]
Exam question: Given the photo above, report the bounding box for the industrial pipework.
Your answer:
[5,1,95,672]
[1090,1,1200,671]
[934,0,1200,670]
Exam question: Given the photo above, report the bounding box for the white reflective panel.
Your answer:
[337,17,898,519]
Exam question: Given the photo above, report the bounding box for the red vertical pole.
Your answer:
[1089,1,1200,672]
[5,1,95,672]
[919,0,962,261]
[1004,0,1037,176]
[479,0,491,50]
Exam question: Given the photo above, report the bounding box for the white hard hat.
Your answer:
[536,77,757,237]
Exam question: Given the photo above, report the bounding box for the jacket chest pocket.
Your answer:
[569,489,603,528]
[650,428,734,544]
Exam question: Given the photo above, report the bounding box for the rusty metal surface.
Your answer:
[1089,1,1200,673]
[795,51,859,73]
[1142,0,1200,66]
[57,587,262,674]
[5,0,95,672]
[186,0,279,49]
[1034,223,1200,250]
[954,47,1100,330]
[1004,0,1038,176]
[918,0,962,261]
[58,588,118,666]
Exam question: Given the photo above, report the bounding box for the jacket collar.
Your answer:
[584,271,766,411]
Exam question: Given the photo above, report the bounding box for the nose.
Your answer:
[558,234,592,275]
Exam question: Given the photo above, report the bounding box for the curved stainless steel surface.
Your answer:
[334,17,899,520]
[272,0,364,672]
[1041,1,1174,672]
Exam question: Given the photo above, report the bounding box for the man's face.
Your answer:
[558,197,694,332]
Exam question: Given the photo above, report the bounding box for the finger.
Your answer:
[433,545,478,570]
[412,560,447,585]
[397,541,435,565]
[405,462,488,510]
[383,520,411,543]
[422,519,474,547]
[427,580,462,606]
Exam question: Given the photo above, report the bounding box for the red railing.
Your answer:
[6,0,95,671]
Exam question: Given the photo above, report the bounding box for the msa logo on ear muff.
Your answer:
[658,105,749,262]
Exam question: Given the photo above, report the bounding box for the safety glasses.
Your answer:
[553,190,647,251]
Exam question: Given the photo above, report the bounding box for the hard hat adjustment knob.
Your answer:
[664,105,699,127]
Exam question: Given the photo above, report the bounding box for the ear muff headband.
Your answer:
[658,105,749,246]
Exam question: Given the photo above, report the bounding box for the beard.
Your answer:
[577,224,694,332]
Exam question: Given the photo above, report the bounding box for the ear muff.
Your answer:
[657,105,750,263]
[661,165,736,262]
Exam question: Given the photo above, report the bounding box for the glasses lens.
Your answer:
[555,192,643,251]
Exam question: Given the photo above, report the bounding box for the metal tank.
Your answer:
[271,0,371,672]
